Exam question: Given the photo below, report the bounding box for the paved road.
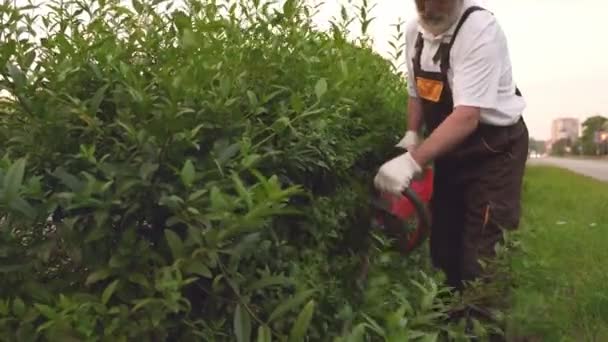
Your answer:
[527,157,608,182]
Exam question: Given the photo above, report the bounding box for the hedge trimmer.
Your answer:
[357,149,434,286]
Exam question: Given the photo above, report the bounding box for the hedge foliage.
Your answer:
[0,0,476,340]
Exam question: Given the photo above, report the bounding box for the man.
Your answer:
[374,0,529,292]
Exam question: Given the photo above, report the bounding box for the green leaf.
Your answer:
[262,88,286,104]
[231,172,252,209]
[241,154,261,169]
[209,187,227,211]
[257,325,272,342]
[246,276,295,292]
[89,84,109,115]
[12,297,25,317]
[361,313,384,336]
[188,189,207,202]
[34,304,57,319]
[283,0,296,18]
[268,289,315,322]
[23,50,36,68]
[234,304,252,342]
[4,158,26,201]
[52,167,83,192]
[128,273,150,288]
[131,298,157,313]
[159,195,184,209]
[182,29,196,48]
[247,90,258,108]
[419,332,439,342]
[216,141,241,165]
[471,318,487,338]
[188,227,203,246]
[132,0,144,13]
[290,93,304,112]
[220,76,231,97]
[271,117,290,134]
[86,268,112,286]
[346,324,367,342]
[184,260,212,279]
[315,78,327,100]
[165,229,185,259]
[181,160,196,188]
[8,197,36,219]
[288,300,315,342]
[212,274,224,293]
[117,120,136,138]
[187,207,200,215]
[173,10,190,31]
[102,280,120,305]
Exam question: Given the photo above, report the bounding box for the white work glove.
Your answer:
[374,152,422,196]
[395,130,419,150]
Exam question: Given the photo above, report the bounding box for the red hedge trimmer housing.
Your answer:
[356,166,434,288]
[370,166,434,255]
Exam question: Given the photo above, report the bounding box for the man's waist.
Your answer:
[434,116,527,166]
[477,115,524,132]
[478,112,523,127]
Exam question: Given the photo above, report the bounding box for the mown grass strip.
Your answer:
[507,165,608,341]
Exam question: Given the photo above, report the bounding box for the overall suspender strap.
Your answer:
[439,6,523,96]
[413,32,424,75]
[440,6,486,72]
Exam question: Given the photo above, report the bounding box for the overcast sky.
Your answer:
[310,0,608,140]
[13,0,608,140]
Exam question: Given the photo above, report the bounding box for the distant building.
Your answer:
[551,118,579,143]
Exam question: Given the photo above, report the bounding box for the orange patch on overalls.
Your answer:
[416,77,444,102]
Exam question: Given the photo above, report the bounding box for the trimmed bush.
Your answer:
[0,0,470,341]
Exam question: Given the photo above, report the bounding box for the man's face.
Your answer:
[415,0,463,35]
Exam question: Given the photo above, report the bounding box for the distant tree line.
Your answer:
[548,115,608,156]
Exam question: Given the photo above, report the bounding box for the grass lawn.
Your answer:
[506,165,608,341]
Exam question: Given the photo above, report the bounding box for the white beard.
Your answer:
[418,0,465,36]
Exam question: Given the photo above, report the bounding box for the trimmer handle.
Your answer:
[401,184,431,230]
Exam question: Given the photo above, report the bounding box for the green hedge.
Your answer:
[0,0,471,341]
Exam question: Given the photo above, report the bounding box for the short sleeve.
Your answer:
[405,20,419,98]
[451,17,503,109]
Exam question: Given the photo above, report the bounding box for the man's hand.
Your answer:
[399,97,423,151]
[396,130,419,151]
[374,152,422,195]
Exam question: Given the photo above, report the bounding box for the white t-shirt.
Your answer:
[405,0,526,126]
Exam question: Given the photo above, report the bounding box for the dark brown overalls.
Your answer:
[412,6,529,290]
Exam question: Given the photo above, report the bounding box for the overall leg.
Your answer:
[461,121,529,283]
[458,120,529,340]
[429,164,465,290]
